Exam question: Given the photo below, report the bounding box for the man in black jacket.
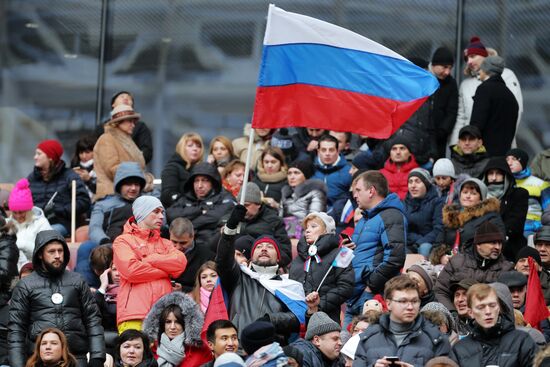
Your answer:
[8,230,105,367]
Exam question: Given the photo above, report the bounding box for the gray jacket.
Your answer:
[280,179,327,220]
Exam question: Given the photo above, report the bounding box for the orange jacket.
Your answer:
[113,218,187,324]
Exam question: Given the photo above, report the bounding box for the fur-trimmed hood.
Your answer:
[443,197,500,229]
[142,291,204,347]
[282,178,327,199]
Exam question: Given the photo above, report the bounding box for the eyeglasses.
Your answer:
[390,298,420,307]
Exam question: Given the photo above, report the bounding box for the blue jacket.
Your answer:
[403,185,444,252]
[351,193,407,296]
[312,155,352,206]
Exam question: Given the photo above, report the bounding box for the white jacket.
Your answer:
[10,206,52,269]
[449,67,523,148]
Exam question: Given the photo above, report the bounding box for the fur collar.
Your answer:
[282,179,327,199]
[442,197,500,228]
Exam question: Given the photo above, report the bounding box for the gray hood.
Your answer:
[490,282,515,322]
[114,161,146,194]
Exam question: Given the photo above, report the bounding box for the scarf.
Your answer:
[513,167,531,180]
[157,332,185,367]
[487,183,504,200]
[105,125,145,168]
[256,165,288,183]
[200,287,211,313]
[105,284,119,303]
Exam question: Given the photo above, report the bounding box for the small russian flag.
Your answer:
[332,247,355,268]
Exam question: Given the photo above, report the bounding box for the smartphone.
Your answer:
[171,280,176,287]
[386,356,399,366]
[340,233,352,242]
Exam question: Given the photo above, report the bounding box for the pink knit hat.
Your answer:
[9,178,34,211]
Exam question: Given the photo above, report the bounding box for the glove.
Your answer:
[226,204,247,229]
[88,358,105,367]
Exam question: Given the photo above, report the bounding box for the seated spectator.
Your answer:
[8,178,51,269]
[530,147,550,182]
[253,147,288,207]
[189,261,219,314]
[280,159,327,239]
[206,135,237,176]
[221,160,245,198]
[433,158,457,205]
[403,168,445,257]
[271,128,298,165]
[329,130,354,162]
[167,163,235,247]
[514,245,542,277]
[420,302,459,345]
[406,260,438,307]
[289,212,354,324]
[28,139,91,236]
[449,279,476,339]
[497,271,527,310]
[449,125,489,179]
[439,177,505,252]
[380,140,419,199]
[142,292,212,367]
[353,275,451,366]
[114,330,156,367]
[241,321,287,365]
[291,127,327,161]
[291,312,343,367]
[204,320,239,366]
[161,132,204,207]
[506,148,550,235]
[312,134,352,207]
[435,220,513,312]
[482,156,529,260]
[70,135,97,199]
[94,258,119,332]
[170,218,214,293]
[25,328,77,367]
[232,124,273,168]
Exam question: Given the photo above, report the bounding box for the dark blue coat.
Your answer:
[312,155,352,206]
[403,185,444,252]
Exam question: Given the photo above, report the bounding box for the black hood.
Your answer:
[482,156,515,193]
[32,230,70,271]
[183,162,221,194]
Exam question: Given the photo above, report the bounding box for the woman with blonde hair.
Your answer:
[161,133,204,207]
[207,136,236,175]
[189,261,219,314]
[25,328,77,367]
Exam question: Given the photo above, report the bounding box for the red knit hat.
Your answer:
[37,139,64,163]
[251,235,281,261]
[463,36,488,61]
[8,178,34,211]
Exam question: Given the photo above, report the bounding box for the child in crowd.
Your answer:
[70,135,97,199]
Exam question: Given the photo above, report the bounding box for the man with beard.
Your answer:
[8,230,105,367]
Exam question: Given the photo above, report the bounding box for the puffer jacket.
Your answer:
[403,185,444,252]
[438,197,505,251]
[113,219,187,324]
[27,162,91,230]
[0,233,18,365]
[434,246,513,312]
[482,157,528,260]
[451,316,536,367]
[8,230,105,367]
[353,314,451,367]
[312,155,352,206]
[289,234,354,324]
[380,155,420,200]
[142,292,212,367]
[166,162,236,246]
[280,179,327,220]
[10,206,51,267]
[514,168,550,232]
[291,339,344,367]
[215,232,301,341]
[449,144,490,179]
[160,152,192,207]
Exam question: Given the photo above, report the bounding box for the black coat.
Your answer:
[160,152,191,207]
[433,74,459,159]
[449,145,490,179]
[470,75,519,156]
[289,234,354,324]
[28,162,91,230]
[291,339,344,367]
[8,231,105,367]
[173,243,215,292]
[254,177,286,203]
[0,234,18,365]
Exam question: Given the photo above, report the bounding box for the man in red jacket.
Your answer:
[380,140,419,200]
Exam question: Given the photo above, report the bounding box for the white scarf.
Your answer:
[156,332,185,367]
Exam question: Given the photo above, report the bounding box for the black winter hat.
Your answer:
[234,235,254,260]
[474,220,504,245]
[432,47,454,66]
[289,158,313,179]
[240,321,275,355]
[506,148,529,170]
[516,245,542,266]
[497,271,527,288]
[535,226,550,244]
[271,128,297,163]
[282,345,304,365]
[352,151,376,170]
[110,90,133,107]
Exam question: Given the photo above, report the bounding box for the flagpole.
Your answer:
[316,266,333,292]
[240,127,255,205]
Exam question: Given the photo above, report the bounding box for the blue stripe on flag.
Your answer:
[275,289,307,324]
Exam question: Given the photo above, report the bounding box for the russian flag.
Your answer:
[252,5,439,138]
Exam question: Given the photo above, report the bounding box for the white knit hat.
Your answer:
[132,196,163,223]
[433,158,456,179]
[303,212,336,234]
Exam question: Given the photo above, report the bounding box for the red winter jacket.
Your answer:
[380,156,419,200]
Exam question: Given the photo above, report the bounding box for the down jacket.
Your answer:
[280,179,327,220]
[380,156,420,200]
[353,314,451,367]
[449,145,490,179]
[113,218,187,324]
[215,231,301,341]
[10,206,51,268]
[312,155,352,206]
[160,152,192,207]
[289,234,354,324]
[8,230,105,367]
[0,233,18,366]
[142,292,212,367]
[291,339,344,367]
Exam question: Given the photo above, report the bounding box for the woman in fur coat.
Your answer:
[142,292,212,367]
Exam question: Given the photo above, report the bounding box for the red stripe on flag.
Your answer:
[200,284,229,344]
[524,256,550,330]
[252,84,427,138]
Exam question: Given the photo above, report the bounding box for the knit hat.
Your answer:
[110,90,133,107]
[305,311,341,340]
[340,334,360,360]
[303,212,336,234]
[19,262,34,276]
[251,235,281,261]
[458,125,482,139]
[463,36,488,61]
[37,139,64,163]
[132,196,163,223]
[9,178,34,211]
[516,246,542,266]
[351,151,376,171]
[237,182,262,204]
[389,136,412,152]
[271,128,297,162]
[234,235,254,260]
[108,104,140,125]
[433,158,456,179]
[408,57,428,70]
[282,345,303,365]
[431,47,454,66]
[288,158,313,179]
[213,352,245,367]
[420,301,456,331]
[240,321,275,356]
[497,271,527,288]
[535,226,550,244]
[473,220,504,245]
[480,55,504,75]
[407,260,438,291]
[408,168,432,189]
[460,177,488,201]
[506,148,529,170]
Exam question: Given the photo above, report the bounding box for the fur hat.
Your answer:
[474,220,504,245]
[420,301,456,331]
[305,311,341,340]
[408,168,432,189]
[251,235,281,261]
[108,104,141,126]
[37,139,64,163]
[303,212,336,234]
[481,55,504,75]
[506,148,529,170]
[516,246,542,266]
[433,158,456,179]
[9,178,34,212]
[237,182,262,204]
[431,47,454,66]
[240,321,275,355]
[407,260,438,291]
[460,177,488,201]
[463,36,488,61]
[288,158,313,179]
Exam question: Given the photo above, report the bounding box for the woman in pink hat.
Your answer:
[8,178,52,269]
